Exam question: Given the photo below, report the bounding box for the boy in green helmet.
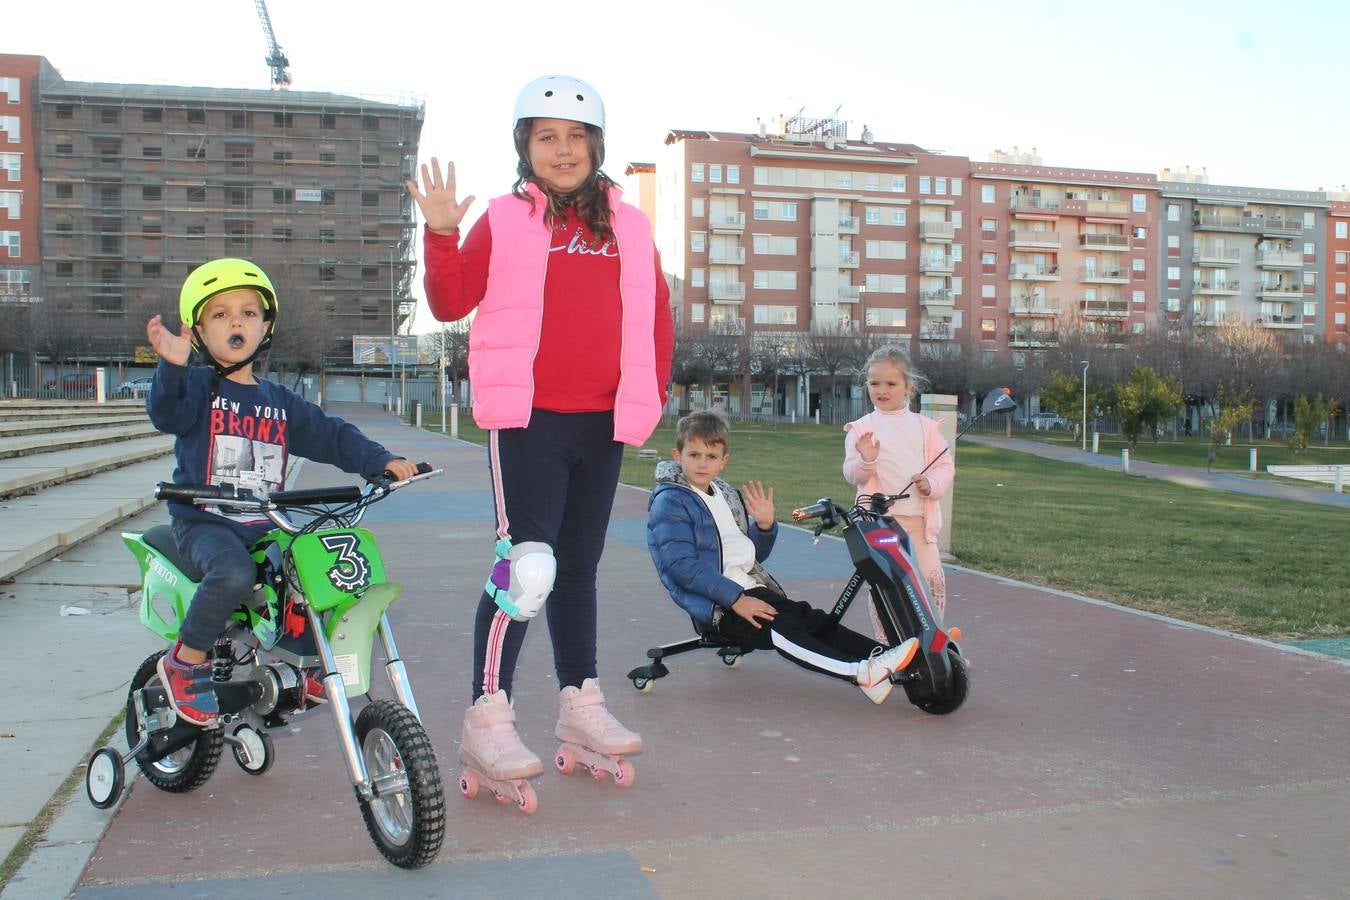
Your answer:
[145,258,418,727]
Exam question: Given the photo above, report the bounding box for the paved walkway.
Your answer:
[2,405,1348,898]
[965,434,1350,508]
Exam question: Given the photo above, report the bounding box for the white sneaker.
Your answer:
[857,638,919,704]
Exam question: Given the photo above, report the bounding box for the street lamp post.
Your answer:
[1080,359,1090,451]
[389,247,397,412]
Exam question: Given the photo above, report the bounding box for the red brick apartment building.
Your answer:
[1327,196,1350,347]
[0,55,43,303]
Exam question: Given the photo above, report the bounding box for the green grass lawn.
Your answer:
[425,416,1347,641]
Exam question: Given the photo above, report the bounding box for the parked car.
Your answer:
[42,372,97,397]
[1030,411,1070,430]
[117,376,155,398]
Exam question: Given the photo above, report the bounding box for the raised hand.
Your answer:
[406,157,476,235]
[857,432,881,463]
[146,314,191,367]
[741,480,776,530]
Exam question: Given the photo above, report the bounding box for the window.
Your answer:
[753,202,768,220]
[1303,242,1316,258]
[274,112,294,127]
[187,108,206,124]
[320,152,336,164]
[320,229,335,243]
[1304,302,1316,317]
[1166,235,1180,255]
[981,184,995,203]
[185,146,207,159]
[981,218,996,236]
[1304,272,1317,290]
[752,234,797,255]
[981,284,995,299]
[362,115,379,131]
[935,177,947,195]
[55,222,73,234]
[272,227,291,242]
[865,208,880,225]
[709,165,722,184]
[55,105,73,121]
[780,202,797,221]
[1132,258,1146,272]
[1337,221,1348,240]
[322,189,335,205]
[726,165,740,184]
[55,262,73,276]
[1166,297,1181,312]
[1133,290,1145,304]
[1,153,17,181]
[1167,203,1180,222]
[951,178,962,196]
[362,266,380,280]
[1166,266,1180,283]
[891,210,906,226]
[919,176,931,195]
[690,303,705,323]
[54,183,72,199]
[1132,193,1147,213]
[230,188,249,206]
[55,143,73,157]
[690,268,705,288]
[231,112,248,129]
[273,188,294,204]
[142,108,162,122]
[187,186,206,203]
[142,262,161,278]
[320,114,337,129]
[1337,282,1346,296]
[691,198,704,218]
[981,318,996,336]
[361,153,380,167]
[691,232,706,253]
[273,150,293,162]
[362,191,379,207]
[100,108,119,124]
[186,225,205,240]
[319,266,335,281]
[1337,311,1347,326]
[691,164,705,183]
[1134,226,1147,241]
[0,77,19,104]
[754,305,798,326]
[1303,211,1315,229]
[865,175,880,191]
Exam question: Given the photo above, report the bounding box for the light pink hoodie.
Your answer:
[842,407,954,543]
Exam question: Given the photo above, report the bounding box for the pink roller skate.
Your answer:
[457,690,544,815]
[553,678,641,788]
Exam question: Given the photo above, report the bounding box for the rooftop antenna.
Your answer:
[254,0,292,88]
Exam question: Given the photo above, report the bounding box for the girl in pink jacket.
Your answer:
[842,346,954,617]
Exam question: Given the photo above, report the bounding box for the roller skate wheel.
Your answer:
[494,790,512,805]
[458,769,480,799]
[614,758,636,789]
[589,765,607,781]
[517,782,538,815]
[555,747,577,775]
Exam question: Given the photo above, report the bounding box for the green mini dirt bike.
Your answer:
[84,466,446,869]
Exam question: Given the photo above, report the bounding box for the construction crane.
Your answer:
[254,0,292,87]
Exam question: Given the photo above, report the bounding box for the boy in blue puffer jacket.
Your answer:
[645,411,918,703]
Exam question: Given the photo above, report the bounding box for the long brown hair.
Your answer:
[511,119,617,244]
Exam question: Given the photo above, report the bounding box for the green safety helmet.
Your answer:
[178,258,278,328]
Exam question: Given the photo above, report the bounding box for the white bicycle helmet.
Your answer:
[512,75,605,132]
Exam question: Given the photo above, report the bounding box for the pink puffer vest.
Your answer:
[470,183,661,446]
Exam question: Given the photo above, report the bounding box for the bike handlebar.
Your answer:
[155,482,242,504]
[267,485,364,506]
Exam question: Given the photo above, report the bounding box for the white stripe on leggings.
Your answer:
[769,630,860,679]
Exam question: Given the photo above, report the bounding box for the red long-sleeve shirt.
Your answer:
[423,206,673,413]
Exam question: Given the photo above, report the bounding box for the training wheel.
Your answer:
[231,725,274,775]
[458,769,480,799]
[86,747,125,809]
[555,747,577,775]
[614,758,636,789]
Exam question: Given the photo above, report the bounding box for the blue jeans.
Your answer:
[171,518,257,651]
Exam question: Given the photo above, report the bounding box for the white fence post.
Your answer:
[1092,432,1099,454]
[1121,448,1130,473]
[1249,447,1257,472]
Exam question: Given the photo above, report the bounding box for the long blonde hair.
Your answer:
[865,345,928,401]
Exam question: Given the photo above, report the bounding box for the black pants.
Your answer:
[715,586,884,683]
[472,410,623,700]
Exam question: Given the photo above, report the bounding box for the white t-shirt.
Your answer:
[693,485,759,590]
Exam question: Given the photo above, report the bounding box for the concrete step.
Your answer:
[0,400,146,420]
[0,414,150,437]
[0,422,162,460]
[0,434,174,498]
[0,456,171,583]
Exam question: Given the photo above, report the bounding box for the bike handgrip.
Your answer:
[791,500,831,522]
[415,461,432,475]
[155,482,241,503]
[268,485,363,506]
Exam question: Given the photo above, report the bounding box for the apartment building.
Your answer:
[969,161,1158,362]
[1326,195,1350,347]
[655,116,971,360]
[30,55,423,362]
[0,55,43,305]
[1157,181,1327,341]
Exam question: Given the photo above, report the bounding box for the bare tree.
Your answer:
[803,322,855,425]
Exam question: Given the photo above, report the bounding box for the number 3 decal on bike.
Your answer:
[320,533,373,592]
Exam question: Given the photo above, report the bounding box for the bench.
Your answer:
[1266,464,1347,492]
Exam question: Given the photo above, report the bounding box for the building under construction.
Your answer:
[22,55,424,368]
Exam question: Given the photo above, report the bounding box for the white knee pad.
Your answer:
[496,541,555,622]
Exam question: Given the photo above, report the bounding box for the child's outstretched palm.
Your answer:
[406,158,476,235]
[741,480,775,530]
[146,315,191,367]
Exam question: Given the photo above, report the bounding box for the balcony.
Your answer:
[837,215,860,234]
[1193,279,1241,295]
[1258,313,1301,329]
[1079,233,1129,251]
[1010,263,1060,281]
[838,284,860,301]
[707,315,746,334]
[1258,283,1301,299]
[1009,196,1062,214]
[1077,266,1128,284]
[1256,248,1303,268]
[1009,229,1060,249]
[920,254,955,275]
[709,212,745,234]
[1010,298,1060,316]
[708,282,745,303]
[1193,208,1255,232]
[920,221,955,242]
[1008,328,1059,347]
[1193,312,1243,327]
[1192,244,1241,266]
[1079,298,1129,317]
[920,289,954,310]
[1259,216,1304,238]
[1062,197,1130,218]
[708,245,746,265]
[920,322,955,341]
[838,250,860,268]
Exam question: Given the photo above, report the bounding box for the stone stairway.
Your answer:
[0,400,174,581]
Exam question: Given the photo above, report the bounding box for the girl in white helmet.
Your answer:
[408,75,673,812]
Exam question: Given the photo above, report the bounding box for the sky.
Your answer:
[10,0,1350,330]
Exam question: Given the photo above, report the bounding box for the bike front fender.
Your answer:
[326,581,402,698]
